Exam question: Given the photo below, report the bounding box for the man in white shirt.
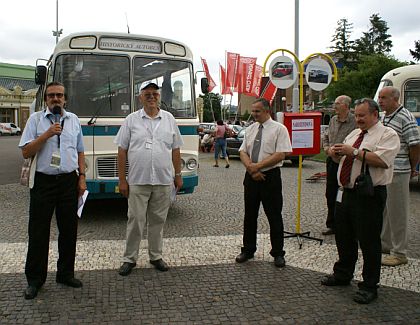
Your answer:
[236,98,292,267]
[114,82,183,276]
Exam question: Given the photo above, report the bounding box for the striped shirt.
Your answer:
[381,106,420,173]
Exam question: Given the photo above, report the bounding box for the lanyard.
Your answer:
[49,116,65,148]
[382,106,403,127]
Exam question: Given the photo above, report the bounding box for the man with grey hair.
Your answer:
[322,95,356,235]
[378,86,420,266]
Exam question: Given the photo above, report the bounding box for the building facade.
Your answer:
[0,63,38,129]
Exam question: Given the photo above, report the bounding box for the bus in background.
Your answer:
[34,32,201,199]
[374,64,420,181]
[374,64,420,127]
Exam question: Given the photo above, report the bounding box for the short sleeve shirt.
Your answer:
[114,109,183,185]
[337,122,400,187]
[239,118,292,171]
[18,108,84,175]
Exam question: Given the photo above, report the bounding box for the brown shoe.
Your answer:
[381,255,408,266]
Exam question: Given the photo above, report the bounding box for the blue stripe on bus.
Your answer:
[416,117,420,126]
[81,125,197,136]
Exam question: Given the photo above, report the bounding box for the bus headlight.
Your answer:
[186,158,197,170]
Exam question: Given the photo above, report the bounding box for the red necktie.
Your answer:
[339,130,367,186]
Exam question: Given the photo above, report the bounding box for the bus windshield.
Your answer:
[134,57,195,118]
[54,54,131,117]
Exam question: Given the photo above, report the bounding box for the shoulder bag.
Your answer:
[354,150,374,197]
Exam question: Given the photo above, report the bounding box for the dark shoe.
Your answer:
[150,259,169,272]
[225,164,230,168]
[274,256,286,268]
[235,252,254,263]
[118,262,136,276]
[321,274,350,286]
[56,277,83,288]
[24,285,39,300]
[353,289,377,304]
[322,228,335,235]
[213,164,219,167]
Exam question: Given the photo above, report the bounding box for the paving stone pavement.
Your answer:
[1,153,419,324]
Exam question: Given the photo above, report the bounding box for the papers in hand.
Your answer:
[77,190,89,218]
[170,183,177,202]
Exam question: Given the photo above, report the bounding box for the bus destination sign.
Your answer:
[99,38,162,53]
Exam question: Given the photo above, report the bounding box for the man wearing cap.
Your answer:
[115,82,183,276]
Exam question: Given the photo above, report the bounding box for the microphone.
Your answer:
[52,106,61,123]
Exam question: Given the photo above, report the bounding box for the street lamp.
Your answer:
[52,0,63,44]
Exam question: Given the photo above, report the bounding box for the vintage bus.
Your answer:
[34,32,200,199]
[374,64,420,127]
[374,64,420,179]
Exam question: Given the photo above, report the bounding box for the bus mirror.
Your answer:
[35,66,47,85]
[201,78,209,94]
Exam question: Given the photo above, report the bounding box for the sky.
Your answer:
[1,0,419,95]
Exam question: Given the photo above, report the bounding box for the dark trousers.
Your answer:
[242,167,285,257]
[333,186,386,292]
[25,171,79,288]
[325,157,339,229]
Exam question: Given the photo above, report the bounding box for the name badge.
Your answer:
[50,151,61,169]
[336,187,343,203]
[145,139,152,149]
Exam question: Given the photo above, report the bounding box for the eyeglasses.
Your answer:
[355,98,379,111]
[46,93,64,99]
[143,92,160,99]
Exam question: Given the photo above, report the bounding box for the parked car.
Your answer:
[226,124,243,137]
[2,123,21,135]
[226,128,246,157]
[198,123,216,139]
[0,123,12,135]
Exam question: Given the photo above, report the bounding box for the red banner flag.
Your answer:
[250,64,263,97]
[226,52,240,92]
[236,56,257,94]
[260,80,277,104]
[220,65,233,95]
[201,57,216,92]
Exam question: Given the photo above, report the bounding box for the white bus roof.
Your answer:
[54,31,193,59]
[380,64,420,85]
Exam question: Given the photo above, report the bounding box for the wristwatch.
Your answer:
[352,149,359,157]
[175,173,182,177]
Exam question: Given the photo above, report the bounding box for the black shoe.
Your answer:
[118,262,136,276]
[56,277,83,288]
[274,256,286,268]
[225,164,230,168]
[235,252,254,263]
[321,275,350,286]
[353,289,377,304]
[322,228,335,235]
[24,285,39,300]
[150,259,169,272]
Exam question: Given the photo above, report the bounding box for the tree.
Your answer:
[325,54,404,101]
[199,92,223,122]
[330,18,355,68]
[354,13,393,56]
[409,40,420,62]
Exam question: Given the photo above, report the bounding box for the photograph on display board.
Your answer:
[271,62,294,80]
[308,69,329,84]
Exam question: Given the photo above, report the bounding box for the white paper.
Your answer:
[170,183,177,202]
[292,130,314,148]
[77,190,89,218]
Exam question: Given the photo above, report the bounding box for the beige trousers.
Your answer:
[381,172,411,257]
[123,184,171,263]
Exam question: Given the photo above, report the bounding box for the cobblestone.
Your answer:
[0,153,419,323]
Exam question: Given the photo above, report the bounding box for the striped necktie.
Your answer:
[339,130,367,186]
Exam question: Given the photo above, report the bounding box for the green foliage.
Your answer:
[199,92,223,122]
[354,13,393,56]
[330,18,355,68]
[326,54,404,101]
[409,40,420,62]
[242,110,250,121]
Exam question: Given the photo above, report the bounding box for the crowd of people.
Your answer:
[18,83,419,306]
